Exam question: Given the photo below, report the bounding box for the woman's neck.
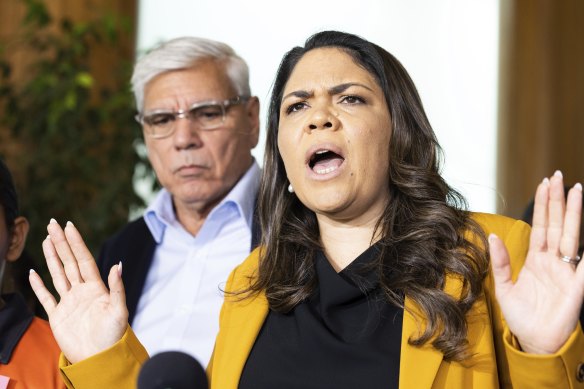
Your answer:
[317,214,381,272]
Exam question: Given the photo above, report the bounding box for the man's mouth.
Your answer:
[308,149,345,175]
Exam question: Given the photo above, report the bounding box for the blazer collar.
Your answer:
[210,291,268,388]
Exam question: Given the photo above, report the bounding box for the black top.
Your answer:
[239,244,403,389]
[0,293,33,364]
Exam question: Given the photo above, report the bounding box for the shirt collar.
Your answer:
[144,161,260,243]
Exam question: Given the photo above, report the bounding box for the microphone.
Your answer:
[137,351,208,389]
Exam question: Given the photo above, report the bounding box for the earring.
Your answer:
[288,184,294,193]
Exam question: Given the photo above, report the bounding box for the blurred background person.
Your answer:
[0,158,63,388]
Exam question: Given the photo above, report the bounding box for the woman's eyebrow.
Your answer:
[328,82,373,95]
[282,90,312,101]
[282,82,374,102]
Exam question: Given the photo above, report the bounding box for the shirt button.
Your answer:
[577,363,584,382]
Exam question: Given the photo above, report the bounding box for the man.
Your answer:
[97,37,261,367]
[0,158,63,388]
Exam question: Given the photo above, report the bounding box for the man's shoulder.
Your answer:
[98,217,155,268]
[105,217,151,244]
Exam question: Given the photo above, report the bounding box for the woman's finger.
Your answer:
[529,178,549,253]
[577,253,584,285]
[107,262,127,313]
[559,183,583,259]
[42,235,71,296]
[546,171,565,254]
[47,219,83,284]
[489,233,514,299]
[28,269,57,316]
[64,221,104,284]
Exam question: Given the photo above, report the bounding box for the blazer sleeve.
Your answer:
[476,213,584,388]
[59,325,148,389]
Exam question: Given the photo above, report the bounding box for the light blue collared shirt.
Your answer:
[132,161,260,366]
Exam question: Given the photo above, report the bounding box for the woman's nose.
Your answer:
[305,106,339,132]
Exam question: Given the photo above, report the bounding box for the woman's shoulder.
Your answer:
[238,247,262,273]
[470,212,531,273]
[224,247,262,291]
[470,212,531,241]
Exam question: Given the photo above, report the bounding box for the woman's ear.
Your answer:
[6,216,29,262]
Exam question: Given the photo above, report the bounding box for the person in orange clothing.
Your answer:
[0,158,63,389]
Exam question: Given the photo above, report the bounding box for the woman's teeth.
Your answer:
[314,165,339,175]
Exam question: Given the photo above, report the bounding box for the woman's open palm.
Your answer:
[29,220,128,363]
[490,171,584,354]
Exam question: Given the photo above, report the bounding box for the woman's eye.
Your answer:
[285,102,307,114]
[340,95,365,104]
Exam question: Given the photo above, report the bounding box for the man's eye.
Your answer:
[193,105,223,121]
[286,102,307,114]
[146,114,174,126]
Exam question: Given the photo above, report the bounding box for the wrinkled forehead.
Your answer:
[143,62,237,110]
[282,47,380,98]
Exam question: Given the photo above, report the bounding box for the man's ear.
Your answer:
[6,216,29,262]
[245,96,260,148]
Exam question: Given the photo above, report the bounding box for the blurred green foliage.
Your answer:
[0,0,154,312]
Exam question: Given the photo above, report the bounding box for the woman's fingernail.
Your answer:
[66,221,74,228]
[574,183,582,191]
[554,170,563,178]
[488,233,498,244]
[29,269,36,275]
[117,261,123,277]
[49,218,57,224]
[542,177,550,185]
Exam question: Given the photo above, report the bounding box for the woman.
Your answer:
[30,31,583,388]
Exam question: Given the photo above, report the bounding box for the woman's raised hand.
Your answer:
[29,219,128,363]
[489,171,584,354]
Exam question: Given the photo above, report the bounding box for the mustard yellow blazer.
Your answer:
[60,213,584,389]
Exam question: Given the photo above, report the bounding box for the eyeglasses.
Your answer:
[135,95,249,139]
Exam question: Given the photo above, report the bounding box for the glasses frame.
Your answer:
[135,95,249,139]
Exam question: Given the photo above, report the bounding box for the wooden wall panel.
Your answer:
[0,0,137,177]
[498,0,584,218]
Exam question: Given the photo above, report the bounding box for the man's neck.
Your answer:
[174,199,220,236]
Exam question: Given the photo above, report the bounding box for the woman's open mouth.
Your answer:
[308,148,345,175]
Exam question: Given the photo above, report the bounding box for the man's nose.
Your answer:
[173,117,203,150]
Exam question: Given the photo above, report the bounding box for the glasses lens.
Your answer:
[143,113,175,137]
[190,104,224,129]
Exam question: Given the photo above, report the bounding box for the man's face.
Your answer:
[142,60,260,216]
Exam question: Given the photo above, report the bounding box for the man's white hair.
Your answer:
[131,36,251,111]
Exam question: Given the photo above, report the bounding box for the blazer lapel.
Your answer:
[211,289,269,388]
[399,296,444,389]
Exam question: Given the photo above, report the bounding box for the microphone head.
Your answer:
[137,351,208,389]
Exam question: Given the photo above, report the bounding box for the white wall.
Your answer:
[137,0,499,212]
